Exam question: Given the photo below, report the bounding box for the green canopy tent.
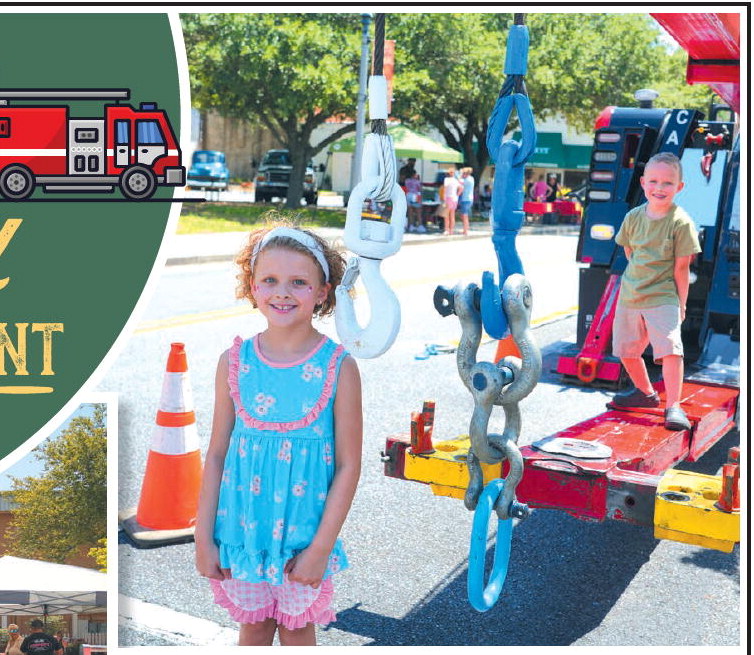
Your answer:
[330,124,463,180]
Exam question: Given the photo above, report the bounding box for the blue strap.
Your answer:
[480,23,537,340]
[467,478,513,612]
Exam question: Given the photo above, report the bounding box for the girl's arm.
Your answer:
[286,355,363,588]
[195,350,235,580]
[674,254,695,321]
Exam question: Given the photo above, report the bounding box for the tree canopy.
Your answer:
[389,13,716,183]
[182,13,363,207]
[6,404,106,564]
[182,12,719,198]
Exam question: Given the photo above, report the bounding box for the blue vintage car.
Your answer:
[187,150,230,190]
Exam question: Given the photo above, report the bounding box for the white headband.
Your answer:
[251,226,330,282]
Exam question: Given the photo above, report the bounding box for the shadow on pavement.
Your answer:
[328,511,659,646]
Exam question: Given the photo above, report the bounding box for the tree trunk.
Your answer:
[284,140,312,209]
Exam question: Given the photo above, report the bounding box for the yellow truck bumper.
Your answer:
[403,436,501,500]
[654,468,740,553]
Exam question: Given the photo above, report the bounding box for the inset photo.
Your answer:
[0,403,108,652]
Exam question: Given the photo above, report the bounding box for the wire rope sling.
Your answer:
[335,13,406,359]
[433,14,542,612]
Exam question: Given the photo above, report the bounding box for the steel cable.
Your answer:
[369,13,395,203]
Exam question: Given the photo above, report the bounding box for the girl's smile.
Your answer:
[252,247,329,326]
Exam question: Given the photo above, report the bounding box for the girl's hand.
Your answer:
[284,547,329,589]
[195,540,230,581]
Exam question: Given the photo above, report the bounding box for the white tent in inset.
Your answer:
[0,556,106,616]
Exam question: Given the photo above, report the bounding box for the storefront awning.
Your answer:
[513,131,592,170]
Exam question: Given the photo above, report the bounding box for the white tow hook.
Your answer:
[335,74,406,358]
[335,176,406,359]
[335,254,401,359]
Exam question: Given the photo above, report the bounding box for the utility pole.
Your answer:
[350,13,372,192]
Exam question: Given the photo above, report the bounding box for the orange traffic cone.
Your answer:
[494,334,521,362]
[119,343,203,547]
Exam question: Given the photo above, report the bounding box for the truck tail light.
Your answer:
[593,151,618,163]
[590,170,615,182]
[588,190,612,201]
[304,174,314,183]
[596,132,621,143]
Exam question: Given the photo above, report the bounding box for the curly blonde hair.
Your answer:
[235,213,346,318]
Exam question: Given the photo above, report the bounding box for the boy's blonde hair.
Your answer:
[645,152,683,180]
[235,212,346,318]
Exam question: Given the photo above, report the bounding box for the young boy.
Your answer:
[611,152,701,431]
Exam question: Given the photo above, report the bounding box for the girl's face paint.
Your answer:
[251,247,330,327]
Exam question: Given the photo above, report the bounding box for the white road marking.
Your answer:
[119,594,237,646]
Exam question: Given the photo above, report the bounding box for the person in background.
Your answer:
[398,158,416,187]
[524,169,534,202]
[442,168,463,236]
[545,173,562,202]
[458,167,475,236]
[404,171,425,233]
[19,620,62,655]
[530,174,548,202]
[480,182,492,219]
[52,635,67,654]
[4,624,23,655]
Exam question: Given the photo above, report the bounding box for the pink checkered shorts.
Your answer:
[210,575,336,630]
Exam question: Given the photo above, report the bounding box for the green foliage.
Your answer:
[181,14,363,207]
[88,537,107,573]
[7,405,106,564]
[389,13,715,179]
[649,46,720,112]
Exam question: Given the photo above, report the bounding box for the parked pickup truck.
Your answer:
[254,149,318,205]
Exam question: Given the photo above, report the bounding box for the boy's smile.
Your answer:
[640,161,684,216]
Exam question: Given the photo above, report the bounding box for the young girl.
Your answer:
[443,168,463,235]
[195,222,363,646]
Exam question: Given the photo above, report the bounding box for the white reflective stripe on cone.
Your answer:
[150,423,201,455]
[158,372,195,413]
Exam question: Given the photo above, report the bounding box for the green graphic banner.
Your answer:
[0,14,182,458]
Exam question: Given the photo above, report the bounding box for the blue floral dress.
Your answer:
[214,334,349,586]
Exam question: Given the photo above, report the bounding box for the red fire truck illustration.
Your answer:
[0,89,185,201]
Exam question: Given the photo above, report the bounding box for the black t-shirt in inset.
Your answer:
[20,633,61,655]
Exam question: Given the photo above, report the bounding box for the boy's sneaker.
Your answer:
[611,387,660,408]
[417,225,427,233]
[664,406,691,431]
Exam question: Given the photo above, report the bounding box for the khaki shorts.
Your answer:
[612,303,683,360]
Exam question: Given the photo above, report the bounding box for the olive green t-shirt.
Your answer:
[615,203,701,308]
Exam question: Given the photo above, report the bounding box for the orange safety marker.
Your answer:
[716,446,740,513]
[118,343,204,547]
[410,400,435,454]
[494,334,521,362]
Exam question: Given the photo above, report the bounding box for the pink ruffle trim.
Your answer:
[210,578,337,630]
[228,335,345,433]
